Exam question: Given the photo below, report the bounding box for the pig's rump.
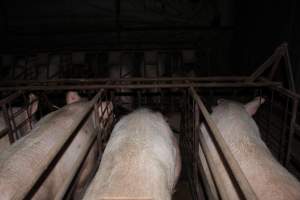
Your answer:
[83,109,179,200]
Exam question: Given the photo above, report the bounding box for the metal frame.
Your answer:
[0,77,281,91]
[0,43,299,199]
[0,91,39,143]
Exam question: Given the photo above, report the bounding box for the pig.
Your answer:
[83,108,181,200]
[0,91,114,200]
[0,93,39,152]
[200,97,300,200]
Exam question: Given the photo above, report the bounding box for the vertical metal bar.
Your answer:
[285,99,298,166]
[115,0,121,42]
[198,127,230,200]
[12,57,16,79]
[8,102,21,140]
[2,104,14,143]
[25,56,29,80]
[266,90,274,146]
[47,54,50,79]
[280,96,289,163]
[283,44,296,92]
[193,100,203,199]
[268,56,281,80]
[24,92,33,131]
[198,141,220,200]
[94,100,101,162]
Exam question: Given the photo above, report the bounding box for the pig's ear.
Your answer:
[66,91,81,104]
[244,97,265,116]
[28,93,39,114]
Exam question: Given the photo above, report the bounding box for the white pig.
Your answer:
[0,92,114,200]
[83,108,181,200]
[200,97,300,200]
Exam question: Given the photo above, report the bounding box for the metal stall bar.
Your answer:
[260,78,300,100]
[192,100,203,199]
[0,91,103,200]
[197,139,219,200]
[0,82,281,91]
[281,44,296,92]
[0,91,22,143]
[189,87,258,200]
[247,43,295,92]
[280,97,290,163]
[2,104,15,142]
[0,91,39,143]
[192,88,219,200]
[198,126,230,200]
[0,76,248,86]
[285,99,298,166]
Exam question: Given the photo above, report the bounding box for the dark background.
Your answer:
[0,0,299,89]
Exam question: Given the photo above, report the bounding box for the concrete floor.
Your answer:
[172,161,193,200]
[173,180,193,200]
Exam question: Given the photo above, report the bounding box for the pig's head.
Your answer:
[66,91,83,104]
[215,97,265,116]
[244,97,265,116]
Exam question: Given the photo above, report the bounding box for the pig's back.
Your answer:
[211,103,300,200]
[0,102,90,200]
[84,109,176,200]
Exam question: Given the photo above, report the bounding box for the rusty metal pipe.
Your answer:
[0,82,280,91]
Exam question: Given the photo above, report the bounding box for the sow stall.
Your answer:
[0,44,299,199]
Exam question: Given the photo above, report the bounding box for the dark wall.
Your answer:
[0,0,300,85]
[232,0,295,76]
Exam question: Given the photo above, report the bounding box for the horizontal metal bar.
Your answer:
[260,78,300,100]
[6,25,234,36]
[0,76,248,85]
[0,82,281,91]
